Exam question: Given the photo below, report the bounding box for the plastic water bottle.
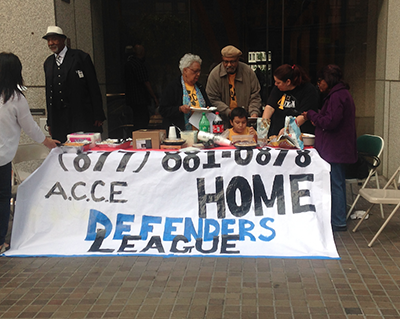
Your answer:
[212,112,224,134]
[199,112,210,133]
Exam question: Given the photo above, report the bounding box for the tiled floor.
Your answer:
[1,193,400,318]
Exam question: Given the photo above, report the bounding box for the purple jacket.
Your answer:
[307,82,357,164]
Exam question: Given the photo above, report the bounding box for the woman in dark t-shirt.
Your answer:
[262,64,319,136]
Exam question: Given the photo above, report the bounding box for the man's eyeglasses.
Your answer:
[222,59,238,65]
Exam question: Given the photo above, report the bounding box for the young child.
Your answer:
[222,107,257,142]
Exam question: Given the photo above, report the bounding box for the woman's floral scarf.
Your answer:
[181,76,206,130]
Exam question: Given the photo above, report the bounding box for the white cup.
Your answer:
[197,131,231,146]
[197,131,214,142]
[168,126,177,139]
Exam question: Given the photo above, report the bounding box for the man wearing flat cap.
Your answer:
[206,45,262,126]
[43,26,106,142]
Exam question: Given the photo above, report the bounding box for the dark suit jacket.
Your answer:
[44,48,106,141]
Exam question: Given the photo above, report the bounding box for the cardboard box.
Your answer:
[132,129,166,149]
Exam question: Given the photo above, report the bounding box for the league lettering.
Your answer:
[85,210,276,254]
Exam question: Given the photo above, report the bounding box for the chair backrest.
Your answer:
[383,165,400,189]
[356,134,384,158]
[13,143,50,165]
[12,143,50,185]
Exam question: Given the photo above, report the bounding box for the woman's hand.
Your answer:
[179,105,191,114]
[301,112,314,125]
[295,115,305,127]
[42,137,60,149]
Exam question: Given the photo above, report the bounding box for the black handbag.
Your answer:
[345,152,381,180]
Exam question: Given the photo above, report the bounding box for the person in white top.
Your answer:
[0,52,59,253]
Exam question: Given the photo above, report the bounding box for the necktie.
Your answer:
[56,55,62,66]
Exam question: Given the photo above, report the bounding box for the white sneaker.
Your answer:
[350,210,369,220]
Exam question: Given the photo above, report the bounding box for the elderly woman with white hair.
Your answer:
[159,53,211,132]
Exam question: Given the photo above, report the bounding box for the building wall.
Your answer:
[0,0,107,143]
[0,0,56,143]
[344,2,376,138]
[375,0,400,178]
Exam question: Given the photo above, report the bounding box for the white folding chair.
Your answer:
[352,165,400,247]
[346,134,384,219]
[11,143,50,213]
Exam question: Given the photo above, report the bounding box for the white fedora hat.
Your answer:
[42,26,66,39]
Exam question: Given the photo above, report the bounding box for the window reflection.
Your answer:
[102,0,376,137]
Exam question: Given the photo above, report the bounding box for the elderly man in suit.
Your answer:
[43,26,106,142]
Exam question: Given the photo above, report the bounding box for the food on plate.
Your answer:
[63,142,89,147]
[96,138,120,144]
[267,135,297,149]
[60,141,91,153]
[267,116,303,149]
[95,138,132,149]
[234,141,258,148]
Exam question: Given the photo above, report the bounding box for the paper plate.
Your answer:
[163,138,186,145]
[95,140,131,149]
[190,106,217,112]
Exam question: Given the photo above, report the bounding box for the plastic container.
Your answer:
[231,135,254,144]
[180,131,198,146]
[302,133,315,146]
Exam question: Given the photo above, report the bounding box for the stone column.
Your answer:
[375,0,400,177]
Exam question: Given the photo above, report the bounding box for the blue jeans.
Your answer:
[330,163,347,228]
[0,162,11,246]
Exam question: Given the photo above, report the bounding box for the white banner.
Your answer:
[5,147,338,259]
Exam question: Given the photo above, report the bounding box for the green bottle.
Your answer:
[199,112,210,132]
